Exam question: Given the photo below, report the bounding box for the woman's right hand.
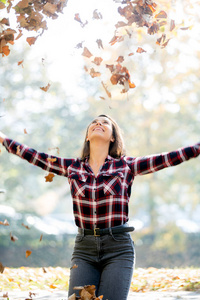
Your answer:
[0,132,7,144]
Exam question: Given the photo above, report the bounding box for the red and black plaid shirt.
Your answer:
[3,138,200,230]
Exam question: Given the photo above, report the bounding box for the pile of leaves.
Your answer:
[68,285,103,300]
[0,267,200,294]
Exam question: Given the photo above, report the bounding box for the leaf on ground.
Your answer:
[44,172,55,182]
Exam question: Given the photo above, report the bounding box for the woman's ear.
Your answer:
[111,136,115,142]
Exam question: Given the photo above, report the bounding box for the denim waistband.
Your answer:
[78,224,135,237]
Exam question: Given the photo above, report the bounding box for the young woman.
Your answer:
[0,114,199,300]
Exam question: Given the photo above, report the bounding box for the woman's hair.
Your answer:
[81,114,126,160]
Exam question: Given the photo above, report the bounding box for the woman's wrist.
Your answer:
[0,132,7,144]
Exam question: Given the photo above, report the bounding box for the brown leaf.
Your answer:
[82,47,93,58]
[10,233,18,242]
[40,83,51,92]
[99,96,105,100]
[43,3,57,14]
[26,37,37,46]
[40,234,43,242]
[0,262,5,274]
[116,56,124,63]
[136,47,146,53]
[96,39,103,49]
[16,145,20,155]
[0,219,9,226]
[18,60,24,67]
[68,294,76,300]
[93,9,102,20]
[170,19,175,31]
[90,68,101,78]
[15,29,23,40]
[128,52,134,56]
[80,289,93,299]
[74,13,88,27]
[0,18,10,26]
[22,223,30,230]
[26,250,32,258]
[24,128,28,134]
[44,173,55,182]
[3,292,8,297]
[115,21,127,28]
[92,57,103,66]
[47,157,57,163]
[155,11,167,19]
[75,41,84,49]
[72,264,78,269]
[2,46,10,56]
[128,80,136,89]
[43,267,47,273]
[101,81,111,98]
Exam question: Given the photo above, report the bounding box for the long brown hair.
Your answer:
[81,114,126,160]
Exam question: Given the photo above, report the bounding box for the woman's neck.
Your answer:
[88,141,109,166]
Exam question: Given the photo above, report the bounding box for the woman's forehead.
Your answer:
[92,116,111,123]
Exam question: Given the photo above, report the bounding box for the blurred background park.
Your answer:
[0,0,200,269]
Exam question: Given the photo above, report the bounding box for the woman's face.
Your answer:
[87,116,114,143]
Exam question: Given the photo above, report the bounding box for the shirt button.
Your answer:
[94,211,96,214]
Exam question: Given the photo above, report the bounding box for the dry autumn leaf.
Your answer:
[22,223,30,230]
[40,234,43,242]
[90,68,101,78]
[40,83,51,92]
[101,81,111,98]
[26,37,37,46]
[74,13,88,27]
[96,39,103,49]
[0,262,5,273]
[155,10,167,19]
[26,250,32,258]
[170,19,175,31]
[72,264,78,269]
[92,57,103,66]
[0,219,9,226]
[24,128,28,134]
[136,47,146,53]
[44,172,55,182]
[10,232,18,242]
[82,47,93,58]
[18,60,24,67]
[47,157,57,163]
[92,9,102,20]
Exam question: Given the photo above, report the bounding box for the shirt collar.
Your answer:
[84,155,113,163]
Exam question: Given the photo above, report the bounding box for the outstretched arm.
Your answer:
[1,136,75,177]
[125,143,200,176]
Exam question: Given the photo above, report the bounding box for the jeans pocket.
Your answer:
[75,233,84,243]
[111,232,131,242]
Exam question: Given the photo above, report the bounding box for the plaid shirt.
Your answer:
[3,138,200,230]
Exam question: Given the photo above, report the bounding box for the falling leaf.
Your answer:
[43,267,47,273]
[24,128,28,134]
[0,18,10,26]
[0,219,9,226]
[75,41,84,49]
[96,39,103,49]
[16,145,20,155]
[2,46,10,56]
[40,234,43,242]
[44,173,55,182]
[26,250,32,258]
[92,57,103,66]
[10,233,18,242]
[128,52,134,56]
[68,294,76,300]
[136,47,146,53]
[22,223,30,230]
[3,292,8,297]
[170,19,175,31]
[116,56,124,63]
[0,262,5,274]
[82,47,93,58]
[93,9,102,20]
[101,81,111,98]
[18,60,24,67]
[180,26,190,30]
[115,21,127,28]
[49,283,57,289]
[99,96,105,100]
[40,83,51,92]
[15,29,23,40]
[26,37,37,46]
[72,264,78,269]
[90,68,101,78]
[47,157,57,163]
[74,13,88,27]
[155,11,167,19]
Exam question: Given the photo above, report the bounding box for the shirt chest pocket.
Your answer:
[68,173,87,198]
[103,172,124,196]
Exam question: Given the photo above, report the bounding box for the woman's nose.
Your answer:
[96,121,102,126]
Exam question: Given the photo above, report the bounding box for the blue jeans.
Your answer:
[68,230,135,300]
